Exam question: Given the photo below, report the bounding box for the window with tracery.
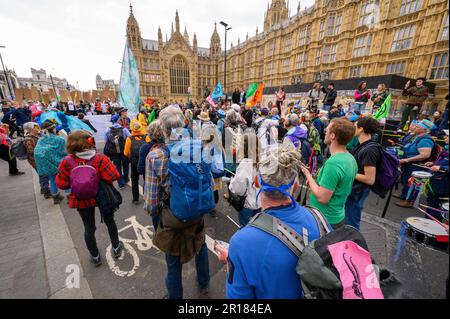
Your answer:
[170,56,190,95]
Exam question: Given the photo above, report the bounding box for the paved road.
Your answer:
[0,142,448,299]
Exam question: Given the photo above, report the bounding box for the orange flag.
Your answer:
[247,83,264,107]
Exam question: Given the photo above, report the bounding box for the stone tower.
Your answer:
[264,0,289,31]
[126,4,141,50]
[210,22,221,59]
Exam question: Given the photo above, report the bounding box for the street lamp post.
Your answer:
[220,21,231,101]
[0,46,14,100]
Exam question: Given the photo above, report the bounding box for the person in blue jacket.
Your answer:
[225,146,325,299]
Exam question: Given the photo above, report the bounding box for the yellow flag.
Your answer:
[247,83,264,107]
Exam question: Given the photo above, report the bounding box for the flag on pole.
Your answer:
[245,83,258,100]
[211,83,223,102]
[206,95,217,107]
[373,94,392,121]
[247,83,264,107]
[118,42,141,114]
[55,87,61,102]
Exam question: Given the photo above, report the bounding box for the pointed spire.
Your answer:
[129,3,133,15]
[256,26,259,35]
[193,33,198,50]
[297,0,301,13]
[171,22,174,35]
[175,10,180,33]
[184,26,188,37]
[246,33,249,41]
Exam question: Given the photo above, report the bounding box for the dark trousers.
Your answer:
[7,123,21,138]
[426,192,446,222]
[399,105,420,130]
[165,243,210,299]
[0,145,18,174]
[77,207,120,258]
[111,155,129,188]
[130,159,143,202]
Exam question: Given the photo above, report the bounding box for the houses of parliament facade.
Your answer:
[126,0,448,107]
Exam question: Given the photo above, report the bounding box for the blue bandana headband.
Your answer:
[256,176,298,208]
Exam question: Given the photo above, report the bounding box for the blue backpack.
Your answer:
[168,139,215,222]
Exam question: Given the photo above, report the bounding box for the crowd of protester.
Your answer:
[0,77,448,299]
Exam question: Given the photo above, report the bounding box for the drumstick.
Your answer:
[224,168,236,176]
[226,215,241,229]
[412,164,446,173]
[416,207,447,228]
[420,204,446,214]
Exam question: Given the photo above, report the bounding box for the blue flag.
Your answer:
[211,83,223,102]
[118,42,141,114]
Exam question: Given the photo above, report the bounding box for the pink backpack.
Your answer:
[67,156,99,200]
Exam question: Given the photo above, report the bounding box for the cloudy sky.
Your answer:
[0,0,314,90]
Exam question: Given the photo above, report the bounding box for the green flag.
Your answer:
[373,94,392,121]
[246,83,258,99]
[148,109,156,124]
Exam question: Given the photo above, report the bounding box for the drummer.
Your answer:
[395,120,436,208]
[425,129,449,221]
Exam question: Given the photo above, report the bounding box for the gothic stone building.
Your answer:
[126,5,220,103]
[127,0,448,108]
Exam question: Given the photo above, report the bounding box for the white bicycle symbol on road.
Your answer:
[105,216,160,278]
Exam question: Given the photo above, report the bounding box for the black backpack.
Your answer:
[130,135,146,159]
[107,127,125,156]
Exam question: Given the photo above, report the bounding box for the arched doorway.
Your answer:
[169,56,190,95]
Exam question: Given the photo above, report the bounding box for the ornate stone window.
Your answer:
[359,0,379,27]
[353,34,373,57]
[326,13,342,37]
[170,56,190,95]
[386,61,406,74]
[399,0,422,16]
[439,13,449,41]
[322,44,337,63]
[299,25,311,46]
[391,25,416,52]
[429,53,449,80]
[295,52,308,69]
[349,66,365,78]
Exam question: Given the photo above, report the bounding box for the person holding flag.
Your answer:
[371,84,390,115]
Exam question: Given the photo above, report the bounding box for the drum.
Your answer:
[407,171,434,208]
[404,217,449,252]
[441,202,449,223]
[411,171,433,181]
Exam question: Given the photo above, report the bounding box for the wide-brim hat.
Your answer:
[197,112,210,122]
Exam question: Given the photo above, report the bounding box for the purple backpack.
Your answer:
[66,156,100,200]
[371,144,401,198]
